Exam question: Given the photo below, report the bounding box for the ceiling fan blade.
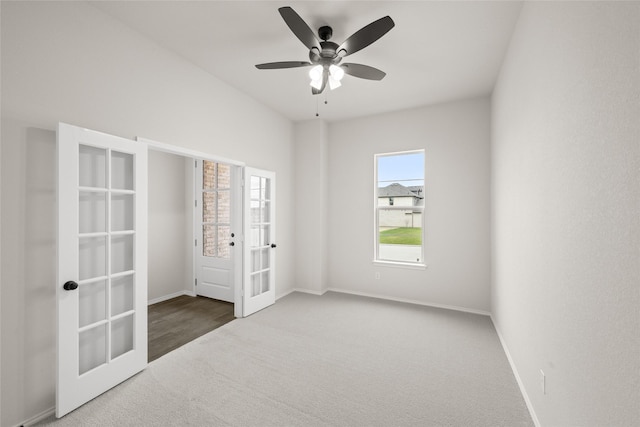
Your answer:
[278,7,321,51]
[341,63,387,80]
[255,61,312,70]
[338,16,395,57]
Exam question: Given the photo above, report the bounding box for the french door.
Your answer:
[243,167,276,316]
[57,123,148,417]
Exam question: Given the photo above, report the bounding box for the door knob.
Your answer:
[63,281,78,291]
[229,242,235,247]
[271,243,277,248]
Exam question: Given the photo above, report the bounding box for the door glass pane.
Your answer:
[79,236,107,280]
[251,273,260,297]
[203,225,215,257]
[261,177,270,201]
[260,226,270,246]
[111,274,134,316]
[79,192,106,234]
[217,163,230,189]
[261,270,270,293]
[79,145,106,188]
[79,280,106,328]
[203,192,215,223]
[260,201,270,223]
[250,226,260,247]
[250,176,260,200]
[111,151,134,190]
[79,324,106,375]
[217,190,230,223]
[203,161,216,189]
[261,248,270,270]
[250,200,260,223]
[217,226,230,259]
[111,194,134,232]
[111,235,134,274]
[111,314,134,359]
[251,249,260,272]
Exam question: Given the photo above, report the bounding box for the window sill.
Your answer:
[373,260,427,270]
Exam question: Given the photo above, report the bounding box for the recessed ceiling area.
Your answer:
[92,1,523,122]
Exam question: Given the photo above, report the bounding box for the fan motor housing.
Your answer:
[318,25,333,41]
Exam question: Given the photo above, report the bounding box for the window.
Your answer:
[375,150,425,265]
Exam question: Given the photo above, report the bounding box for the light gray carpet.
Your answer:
[40,291,533,426]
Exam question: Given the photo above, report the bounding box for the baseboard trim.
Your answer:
[276,288,297,300]
[292,288,326,296]
[326,287,491,316]
[490,316,541,427]
[148,290,195,306]
[19,406,55,427]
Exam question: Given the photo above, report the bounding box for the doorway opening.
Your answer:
[147,150,241,362]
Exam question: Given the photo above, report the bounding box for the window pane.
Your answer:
[377,152,424,205]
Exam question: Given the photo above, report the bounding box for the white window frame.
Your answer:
[374,150,426,268]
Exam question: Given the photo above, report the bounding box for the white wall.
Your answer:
[0,2,295,426]
[293,120,329,295]
[148,151,192,303]
[492,2,640,426]
[327,98,491,313]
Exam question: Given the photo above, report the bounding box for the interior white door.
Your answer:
[57,123,148,417]
[243,167,276,316]
[195,160,236,302]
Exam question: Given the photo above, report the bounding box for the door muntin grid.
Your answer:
[77,144,136,375]
[249,175,271,297]
[202,161,231,259]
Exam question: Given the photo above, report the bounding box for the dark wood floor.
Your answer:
[148,295,235,362]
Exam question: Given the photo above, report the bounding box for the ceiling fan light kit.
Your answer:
[256,6,394,96]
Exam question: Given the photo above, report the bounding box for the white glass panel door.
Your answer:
[57,123,148,417]
[195,160,236,303]
[243,167,276,316]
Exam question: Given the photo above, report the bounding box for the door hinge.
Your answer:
[195,238,197,247]
[195,278,198,286]
[195,199,197,207]
[195,160,197,168]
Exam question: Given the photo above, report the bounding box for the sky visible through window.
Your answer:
[377,151,424,187]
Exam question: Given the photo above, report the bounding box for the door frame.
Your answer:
[137,137,245,318]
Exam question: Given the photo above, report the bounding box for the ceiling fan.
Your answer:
[256,6,395,95]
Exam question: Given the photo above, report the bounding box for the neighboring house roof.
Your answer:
[378,183,424,198]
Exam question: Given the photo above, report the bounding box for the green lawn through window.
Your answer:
[379,227,422,245]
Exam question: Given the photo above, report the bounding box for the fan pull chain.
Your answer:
[315,96,319,117]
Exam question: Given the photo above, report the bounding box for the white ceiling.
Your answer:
[92,1,523,123]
